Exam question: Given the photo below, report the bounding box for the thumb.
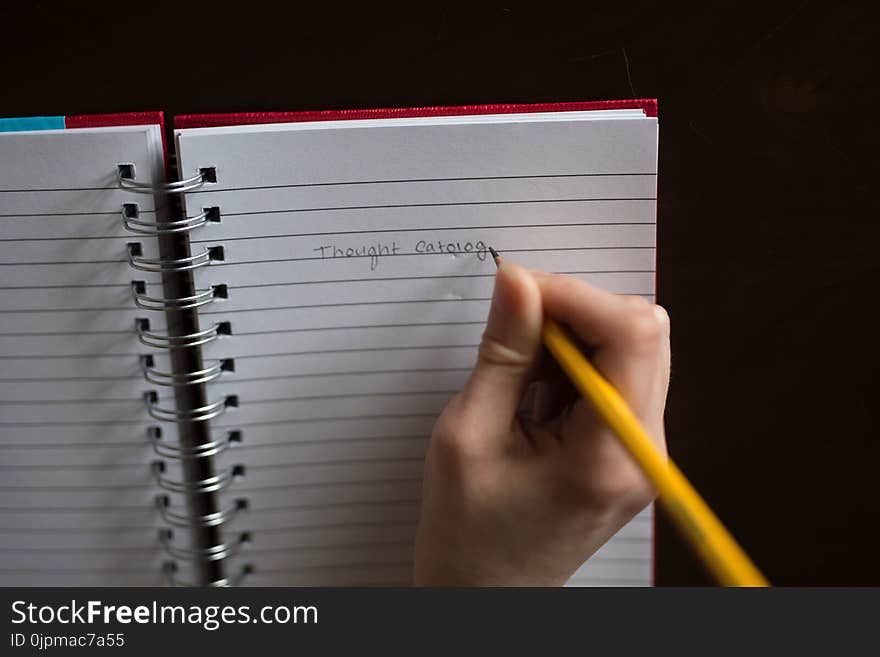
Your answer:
[459,261,543,437]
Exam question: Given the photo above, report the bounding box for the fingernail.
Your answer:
[490,261,517,318]
[654,305,671,335]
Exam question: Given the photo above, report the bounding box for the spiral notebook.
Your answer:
[0,100,659,586]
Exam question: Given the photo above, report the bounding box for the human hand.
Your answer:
[414,261,671,585]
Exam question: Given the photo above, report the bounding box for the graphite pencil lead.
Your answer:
[488,246,501,267]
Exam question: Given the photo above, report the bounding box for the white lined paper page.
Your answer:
[0,124,176,586]
[176,110,659,586]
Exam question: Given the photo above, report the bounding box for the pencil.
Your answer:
[489,247,769,587]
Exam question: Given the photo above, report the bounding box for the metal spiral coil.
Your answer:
[140,355,233,387]
[148,426,242,459]
[119,159,247,586]
[151,461,245,495]
[135,318,231,350]
[159,528,251,562]
[127,242,223,274]
[155,494,248,529]
[116,163,214,194]
[144,390,238,422]
[144,391,237,423]
[162,562,253,588]
[121,203,220,235]
[131,281,227,312]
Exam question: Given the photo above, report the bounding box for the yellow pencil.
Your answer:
[490,248,768,587]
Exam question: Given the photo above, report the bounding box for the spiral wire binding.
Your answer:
[119,162,248,586]
[148,427,242,459]
[121,203,220,235]
[160,528,251,562]
[151,461,245,495]
[156,494,248,529]
[131,281,226,311]
[128,242,223,273]
[162,562,254,588]
[136,318,231,350]
[117,163,213,194]
[141,355,233,387]
[145,391,237,423]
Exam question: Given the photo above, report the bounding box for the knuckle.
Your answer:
[569,465,655,515]
[653,304,671,334]
[618,479,657,516]
[620,296,666,346]
[429,400,486,469]
[477,331,531,369]
[544,272,587,303]
[594,469,643,501]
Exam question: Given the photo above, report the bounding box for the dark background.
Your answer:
[2,1,877,585]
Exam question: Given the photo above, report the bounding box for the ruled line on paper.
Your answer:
[0,434,424,450]
[0,546,159,553]
[0,375,141,382]
[246,456,424,471]
[0,475,422,493]
[0,234,159,243]
[0,208,158,218]
[244,540,414,555]
[242,390,458,405]
[0,463,146,471]
[0,283,140,291]
[189,221,654,243]
[0,567,159,574]
[198,292,651,316]
[0,353,144,359]
[0,482,155,491]
[0,245,653,268]
[0,307,141,314]
[208,368,473,384]
[0,412,437,428]
[207,246,656,269]
[228,344,480,358]
[231,476,424,494]
[231,560,412,575]
[0,441,144,449]
[189,171,658,194]
[0,525,154,535]
[0,501,151,511]
[0,172,655,199]
[0,369,461,384]
[211,413,439,430]
[0,328,133,335]
[236,321,485,335]
[0,291,654,322]
[0,497,418,515]
[0,258,127,266]
[226,269,655,290]
[210,197,656,217]
[0,186,129,194]
[0,270,647,292]
[0,456,425,473]
[0,524,654,540]
[0,397,141,406]
[0,419,155,427]
[1,344,469,360]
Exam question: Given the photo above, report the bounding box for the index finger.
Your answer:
[533,272,655,349]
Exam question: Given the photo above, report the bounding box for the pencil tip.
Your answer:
[488,246,501,267]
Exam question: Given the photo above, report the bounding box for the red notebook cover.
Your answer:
[66,110,164,130]
[174,99,657,129]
